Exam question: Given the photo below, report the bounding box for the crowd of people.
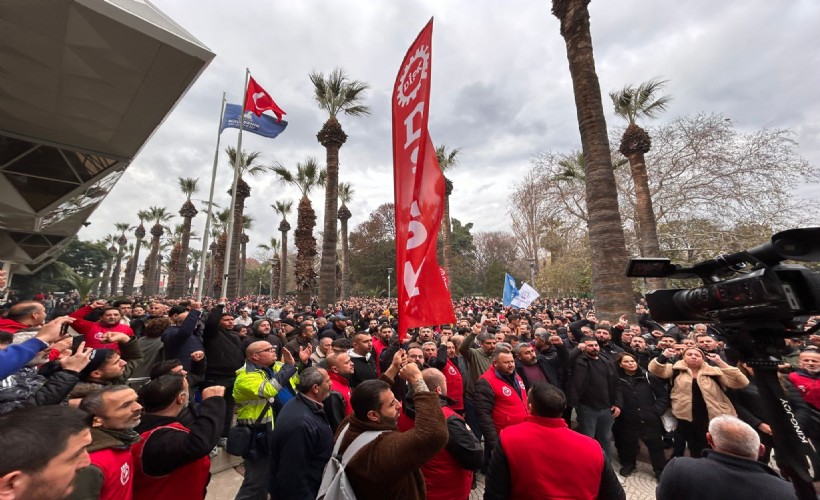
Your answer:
[1,274,818,499]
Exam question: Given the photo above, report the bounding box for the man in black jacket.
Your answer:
[656,415,797,500]
[268,367,333,500]
[201,299,246,442]
[566,337,623,461]
[134,374,225,498]
[348,331,377,388]
[515,336,567,390]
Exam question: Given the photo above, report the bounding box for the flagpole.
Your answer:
[196,92,227,302]
[221,68,249,299]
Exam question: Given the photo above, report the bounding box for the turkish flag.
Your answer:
[244,76,286,122]
[392,19,455,342]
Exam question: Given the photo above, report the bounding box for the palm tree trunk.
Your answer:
[99,257,113,296]
[189,261,198,295]
[110,249,124,296]
[627,150,665,289]
[340,216,351,300]
[226,178,249,299]
[145,227,162,295]
[295,197,318,307]
[171,215,193,298]
[318,118,346,307]
[279,230,288,299]
[553,0,635,320]
[239,233,249,296]
[123,227,144,295]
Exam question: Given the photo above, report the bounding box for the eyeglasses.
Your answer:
[254,347,276,355]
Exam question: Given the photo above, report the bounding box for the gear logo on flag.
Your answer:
[396,46,430,106]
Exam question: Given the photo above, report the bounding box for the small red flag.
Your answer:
[244,76,286,122]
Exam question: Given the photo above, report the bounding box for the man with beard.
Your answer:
[332,362,448,499]
[0,405,92,500]
[243,318,283,357]
[566,337,622,461]
[132,375,225,499]
[70,300,135,351]
[348,332,377,388]
[69,332,144,401]
[324,352,355,432]
[68,385,143,500]
[0,300,48,333]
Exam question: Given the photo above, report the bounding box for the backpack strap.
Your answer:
[340,430,386,464]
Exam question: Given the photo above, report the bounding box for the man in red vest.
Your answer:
[427,332,465,414]
[397,368,483,500]
[484,382,625,500]
[473,348,529,459]
[69,385,143,500]
[132,374,226,500]
[324,351,355,432]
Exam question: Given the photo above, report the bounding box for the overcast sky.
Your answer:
[78,0,820,260]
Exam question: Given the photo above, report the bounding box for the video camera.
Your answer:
[626,227,820,331]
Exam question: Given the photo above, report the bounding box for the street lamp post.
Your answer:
[386,267,393,300]
[258,277,262,296]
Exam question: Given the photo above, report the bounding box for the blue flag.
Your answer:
[220,103,287,139]
[503,273,519,307]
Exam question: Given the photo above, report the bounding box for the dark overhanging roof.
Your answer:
[0,0,214,274]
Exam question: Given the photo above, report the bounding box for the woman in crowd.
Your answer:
[613,352,669,479]
[649,346,748,457]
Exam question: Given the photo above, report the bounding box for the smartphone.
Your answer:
[60,323,70,336]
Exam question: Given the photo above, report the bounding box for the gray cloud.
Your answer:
[79,0,820,258]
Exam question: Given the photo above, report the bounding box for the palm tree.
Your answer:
[272,200,293,299]
[552,0,635,320]
[610,79,671,289]
[98,234,116,296]
[310,67,370,307]
[210,208,232,295]
[187,249,202,295]
[143,206,172,296]
[123,210,148,295]
[435,144,461,272]
[110,222,130,295]
[258,237,281,298]
[168,177,199,298]
[337,182,354,300]
[273,157,327,306]
[223,147,267,298]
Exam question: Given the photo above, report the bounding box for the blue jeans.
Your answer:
[575,404,614,461]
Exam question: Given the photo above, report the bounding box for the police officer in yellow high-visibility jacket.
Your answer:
[232,340,306,500]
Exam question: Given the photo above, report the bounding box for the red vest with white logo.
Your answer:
[89,447,134,500]
[479,367,529,434]
[501,415,604,500]
[789,371,820,410]
[329,371,353,416]
[443,358,464,412]
[131,422,211,500]
[397,405,472,500]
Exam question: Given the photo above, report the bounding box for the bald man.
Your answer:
[656,415,797,500]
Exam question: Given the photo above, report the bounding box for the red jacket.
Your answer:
[398,405,472,500]
[131,422,211,500]
[479,367,529,434]
[442,358,464,412]
[89,447,134,500]
[789,370,820,410]
[70,306,134,351]
[329,371,353,416]
[501,415,604,500]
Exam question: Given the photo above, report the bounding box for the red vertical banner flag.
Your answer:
[392,18,455,341]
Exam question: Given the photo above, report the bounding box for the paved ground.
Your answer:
[205,447,659,499]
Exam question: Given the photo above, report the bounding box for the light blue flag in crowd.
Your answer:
[503,273,519,306]
[220,103,287,139]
